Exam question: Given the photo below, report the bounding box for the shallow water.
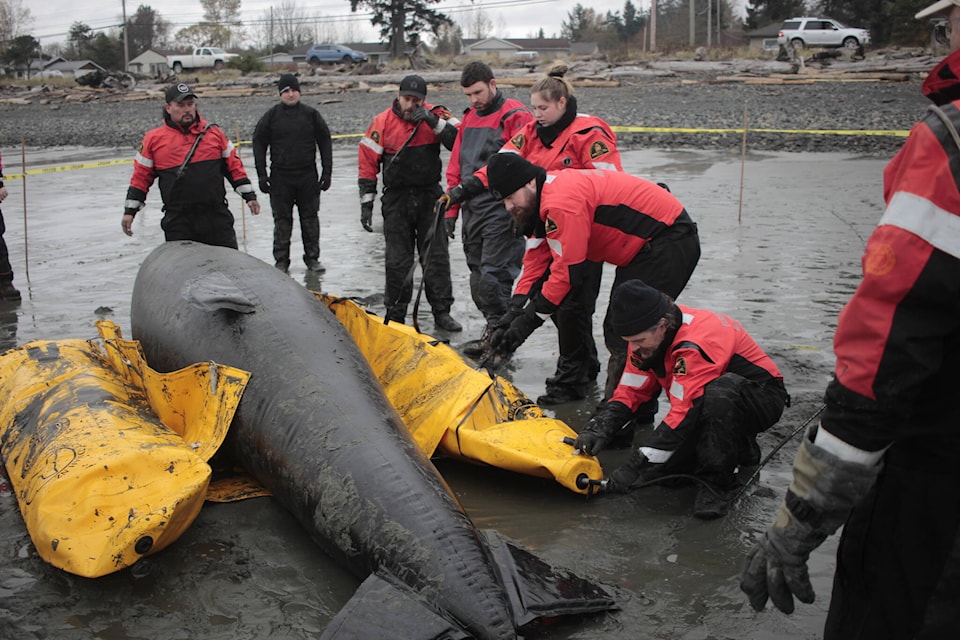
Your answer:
[0,146,889,639]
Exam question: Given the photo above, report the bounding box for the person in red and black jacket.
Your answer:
[573,280,788,520]
[0,150,19,301]
[442,64,624,407]
[437,61,532,356]
[122,82,260,249]
[741,1,960,637]
[484,153,700,401]
[358,74,462,331]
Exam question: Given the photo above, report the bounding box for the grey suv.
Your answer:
[777,17,870,49]
[306,43,368,66]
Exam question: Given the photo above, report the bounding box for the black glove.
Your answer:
[444,217,456,239]
[489,304,544,358]
[604,448,649,494]
[445,184,466,206]
[740,427,882,614]
[411,106,440,129]
[258,178,271,194]
[493,297,527,329]
[319,175,331,191]
[360,201,374,233]
[572,401,634,456]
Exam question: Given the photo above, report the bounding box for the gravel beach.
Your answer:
[0,66,932,155]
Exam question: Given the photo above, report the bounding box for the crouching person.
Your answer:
[574,280,789,519]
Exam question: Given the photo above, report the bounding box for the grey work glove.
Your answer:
[258,178,271,194]
[572,401,634,456]
[740,426,882,614]
[360,201,374,233]
[410,106,440,129]
[444,217,456,239]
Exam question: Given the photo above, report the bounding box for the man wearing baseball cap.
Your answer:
[357,74,463,331]
[253,73,333,274]
[123,82,260,247]
[573,280,787,520]
[741,1,960,636]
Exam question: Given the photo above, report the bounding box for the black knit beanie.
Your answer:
[278,74,300,94]
[610,280,668,336]
[487,153,544,200]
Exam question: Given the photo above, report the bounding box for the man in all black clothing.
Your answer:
[253,73,333,273]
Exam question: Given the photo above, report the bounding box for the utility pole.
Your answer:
[707,0,711,47]
[122,0,129,71]
[650,0,657,51]
[689,0,695,47]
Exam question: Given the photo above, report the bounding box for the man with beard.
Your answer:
[573,280,788,519]
[437,61,532,356]
[122,82,260,248]
[740,1,960,636]
[358,74,462,331]
[484,153,700,401]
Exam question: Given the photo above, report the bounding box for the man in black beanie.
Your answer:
[573,279,789,519]
[485,153,701,437]
[253,73,333,274]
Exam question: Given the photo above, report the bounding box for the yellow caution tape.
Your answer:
[3,125,909,181]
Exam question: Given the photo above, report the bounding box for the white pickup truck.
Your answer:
[166,47,238,73]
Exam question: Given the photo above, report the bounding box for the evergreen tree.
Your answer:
[349,0,451,59]
[126,5,171,58]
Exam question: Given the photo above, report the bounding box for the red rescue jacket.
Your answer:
[517,169,690,316]
[612,305,783,462]
[125,111,254,215]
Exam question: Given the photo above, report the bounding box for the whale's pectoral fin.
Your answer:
[320,571,471,640]
[482,529,620,630]
[183,271,257,314]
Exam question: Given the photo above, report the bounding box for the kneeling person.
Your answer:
[574,280,789,519]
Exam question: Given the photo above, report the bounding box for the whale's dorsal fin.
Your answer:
[183,271,256,313]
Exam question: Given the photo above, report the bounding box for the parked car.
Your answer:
[305,44,368,66]
[777,17,870,49]
[166,47,239,73]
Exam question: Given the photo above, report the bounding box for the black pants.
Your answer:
[604,223,701,419]
[161,206,238,249]
[269,169,321,266]
[461,195,523,325]
[381,186,454,323]
[0,209,13,284]
[546,260,603,396]
[824,449,960,640]
[654,373,787,485]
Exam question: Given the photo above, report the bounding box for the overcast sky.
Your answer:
[28,0,745,48]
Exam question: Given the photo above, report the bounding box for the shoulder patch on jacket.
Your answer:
[544,216,558,235]
[510,132,525,151]
[589,140,610,159]
[673,357,687,376]
[371,130,381,144]
[629,351,644,369]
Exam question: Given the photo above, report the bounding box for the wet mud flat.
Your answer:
[0,146,888,639]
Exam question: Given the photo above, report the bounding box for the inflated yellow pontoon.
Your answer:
[0,320,249,577]
[319,295,603,494]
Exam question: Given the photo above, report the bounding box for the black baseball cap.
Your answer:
[398,75,427,99]
[165,82,197,103]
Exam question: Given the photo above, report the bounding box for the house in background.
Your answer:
[127,49,169,76]
[461,37,573,59]
[744,23,784,52]
[6,55,63,79]
[259,51,296,70]
[345,42,391,66]
[44,59,106,80]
